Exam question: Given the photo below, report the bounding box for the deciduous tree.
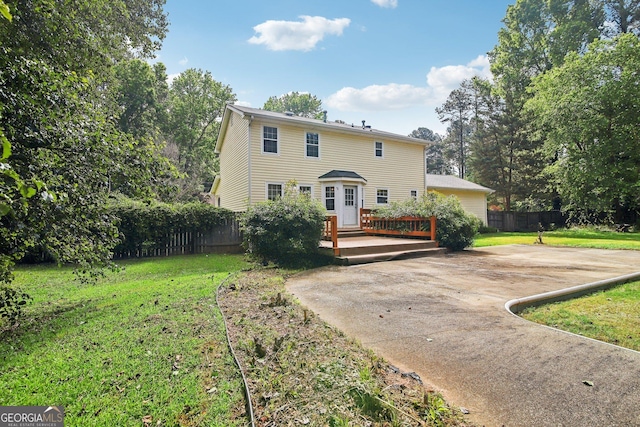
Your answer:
[527,34,640,220]
[263,92,324,119]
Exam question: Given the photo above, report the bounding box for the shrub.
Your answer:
[108,196,236,255]
[241,183,327,267]
[374,192,481,251]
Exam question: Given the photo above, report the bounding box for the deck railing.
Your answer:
[360,208,436,241]
[323,215,339,255]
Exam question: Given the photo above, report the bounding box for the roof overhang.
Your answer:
[318,170,367,184]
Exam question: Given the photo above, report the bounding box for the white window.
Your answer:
[267,183,283,201]
[306,132,319,158]
[376,188,389,204]
[325,186,335,211]
[410,189,418,200]
[263,126,278,154]
[299,185,312,195]
[375,141,383,158]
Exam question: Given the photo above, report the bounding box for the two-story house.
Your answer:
[212,104,432,229]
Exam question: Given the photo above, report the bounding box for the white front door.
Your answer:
[343,186,358,226]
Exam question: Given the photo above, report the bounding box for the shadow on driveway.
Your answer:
[286,245,640,427]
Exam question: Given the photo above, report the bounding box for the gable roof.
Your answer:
[215,104,432,153]
[426,174,494,194]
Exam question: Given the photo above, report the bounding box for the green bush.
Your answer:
[108,197,235,255]
[240,183,327,267]
[374,192,481,251]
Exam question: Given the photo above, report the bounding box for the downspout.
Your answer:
[247,115,254,206]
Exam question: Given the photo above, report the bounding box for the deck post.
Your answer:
[430,216,437,243]
[330,215,339,255]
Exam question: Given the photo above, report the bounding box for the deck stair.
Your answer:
[321,232,445,265]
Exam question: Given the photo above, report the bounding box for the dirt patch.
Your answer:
[218,268,474,426]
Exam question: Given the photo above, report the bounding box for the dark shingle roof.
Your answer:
[318,170,367,181]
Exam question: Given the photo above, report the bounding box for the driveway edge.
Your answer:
[505,271,640,314]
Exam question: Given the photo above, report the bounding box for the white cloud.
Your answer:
[167,73,180,85]
[326,55,492,112]
[371,0,398,8]
[327,84,432,111]
[248,16,351,51]
[178,57,189,65]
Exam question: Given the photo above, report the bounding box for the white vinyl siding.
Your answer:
[247,118,426,209]
[430,189,488,225]
[215,110,249,211]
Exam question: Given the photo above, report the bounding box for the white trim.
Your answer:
[261,125,279,155]
[298,184,314,197]
[304,131,320,159]
[374,141,384,158]
[323,185,336,212]
[376,187,389,205]
[265,182,284,200]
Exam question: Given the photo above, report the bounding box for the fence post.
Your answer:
[430,216,437,242]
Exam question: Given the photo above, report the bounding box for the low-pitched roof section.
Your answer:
[318,170,367,182]
[426,174,494,194]
[215,104,433,153]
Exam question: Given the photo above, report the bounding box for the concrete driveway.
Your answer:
[286,245,640,427]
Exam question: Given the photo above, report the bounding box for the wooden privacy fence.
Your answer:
[487,210,567,232]
[114,217,243,259]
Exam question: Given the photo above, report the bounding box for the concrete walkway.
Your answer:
[286,245,640,427]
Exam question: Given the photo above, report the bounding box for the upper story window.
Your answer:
[267,183,283,201]
[263,126,279,154]
[375,141,383,158]
[376,188,389,204]
[306,132,319,158]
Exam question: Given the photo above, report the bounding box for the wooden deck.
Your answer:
[319,235,444,265]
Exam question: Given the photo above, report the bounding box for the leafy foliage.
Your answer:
[263,91,325,119]
[0,284,30,325]
[527,34,640,221]
[165,68,236,199]
[109,197,235,255]
[374,192,481,251]
[240,183,327,267]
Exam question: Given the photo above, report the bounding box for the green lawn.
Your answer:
[474,229,640,250]
[476,228,640,351]
[1,254,249,426]
[521,280,640,352]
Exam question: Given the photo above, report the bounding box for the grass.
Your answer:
[521,280,640,352]
[1,254,250,426]
[476,228,640,352]
[474,228,640,250]
[2,255,472,426]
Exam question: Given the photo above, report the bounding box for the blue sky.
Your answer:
[156,0,514,136]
